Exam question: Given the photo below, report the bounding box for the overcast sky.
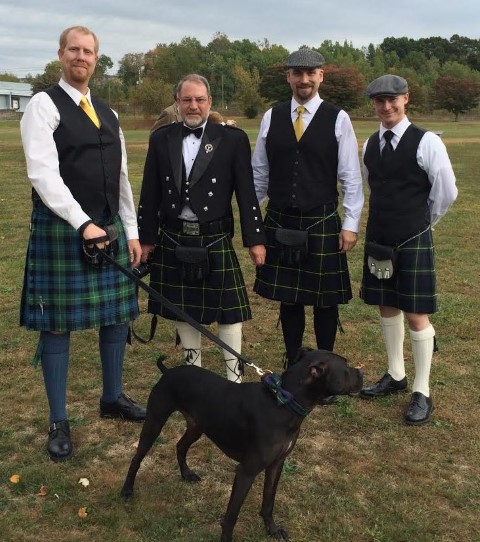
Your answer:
[1,0,478,77]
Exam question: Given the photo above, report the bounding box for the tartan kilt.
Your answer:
[254,205,352,306]
[360,227,437,313]
[20,201,139,331]
[148,227,252,325]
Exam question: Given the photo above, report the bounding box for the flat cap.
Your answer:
[285,49,325,69]
[366,74,408,98]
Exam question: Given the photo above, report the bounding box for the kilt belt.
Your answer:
[254,203,352,307]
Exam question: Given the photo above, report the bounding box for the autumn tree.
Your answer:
[321,65,365,111]
[432,76,480,120]
[31,61,61,94]
[233,66,267,118]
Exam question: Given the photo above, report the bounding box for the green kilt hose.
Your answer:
[360,227,437,314]
[148,227,252,325]
[254,204,352,306]
[20,200,139,331]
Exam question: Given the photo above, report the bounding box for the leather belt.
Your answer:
[162,217,232,236]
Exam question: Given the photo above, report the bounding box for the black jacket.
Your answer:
[138,120,266,247]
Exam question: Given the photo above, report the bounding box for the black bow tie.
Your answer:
[182,125,203,139]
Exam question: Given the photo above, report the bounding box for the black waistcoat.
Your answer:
[265,100,339,212]
[45,85,122,220]
[364,124,430,245]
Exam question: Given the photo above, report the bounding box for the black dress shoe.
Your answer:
[47,420,73,462]
[405,392,434,425]
[100,392,146,422]
[359,372,408,399]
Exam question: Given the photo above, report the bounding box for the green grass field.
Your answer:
[0,117,479,542]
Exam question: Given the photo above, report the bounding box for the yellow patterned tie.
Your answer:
[80,96,101,128]
[293,105,305,141]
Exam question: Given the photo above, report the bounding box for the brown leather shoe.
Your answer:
[405,392,434,425]
[100,392,146,422]
[47,420,73,462]
[359,372,407,399]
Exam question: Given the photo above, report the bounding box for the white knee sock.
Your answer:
[218,322,243,383]
[380,313,406,381]
[176,322,202,366]
[410,325,435,397]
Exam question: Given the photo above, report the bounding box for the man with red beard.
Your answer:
[20,26,145,462]
[252,49,363,374]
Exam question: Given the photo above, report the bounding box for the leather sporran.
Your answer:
[175,245,210,284]
[365,241,397,280]
[274,228,309,266]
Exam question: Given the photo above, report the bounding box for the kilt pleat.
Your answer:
[254,206,352,306]
[148,228,252,325]
[20,202,139,331]
[360,227,437,313]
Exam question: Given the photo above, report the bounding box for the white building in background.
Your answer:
[0,82,32,113]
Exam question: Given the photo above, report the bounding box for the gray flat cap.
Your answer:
[366,74,409,97]
[285,49,325,68]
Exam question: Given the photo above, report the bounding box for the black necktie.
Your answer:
[382,130,394,159]
[182,125,203,139]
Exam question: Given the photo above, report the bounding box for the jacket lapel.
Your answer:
[167,123,184,193]
[189,121,221,187]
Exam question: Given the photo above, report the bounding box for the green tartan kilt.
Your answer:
[360,227,437,313]
[254,205,352,307]
[148,227,252,325]
[20,201,139,331]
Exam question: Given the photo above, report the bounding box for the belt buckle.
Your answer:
[182,221,200,235]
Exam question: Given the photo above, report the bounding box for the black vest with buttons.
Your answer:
[266,100,339,212]
[364,124,430,245]
[45,85,122,220]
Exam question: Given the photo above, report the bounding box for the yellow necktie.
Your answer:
[293,105,305,141]
[80,96,101,129]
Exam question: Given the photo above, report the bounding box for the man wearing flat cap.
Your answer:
[252,48,363,373]
[359,74,458,425]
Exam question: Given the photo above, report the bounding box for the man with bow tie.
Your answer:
[138,74,266,382]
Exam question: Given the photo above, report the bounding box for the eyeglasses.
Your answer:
[180,97,209,105]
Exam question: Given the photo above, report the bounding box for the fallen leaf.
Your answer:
[38,485,48,496]
[78,477,90,487]
[9,474,20,484]
[133,440,139,448]
[78,507,88,518]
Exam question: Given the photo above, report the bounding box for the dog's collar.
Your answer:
[263,374,311,417]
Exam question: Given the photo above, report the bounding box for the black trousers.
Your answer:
[280,303,339,365]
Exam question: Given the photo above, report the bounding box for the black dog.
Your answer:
[121,348,363,541]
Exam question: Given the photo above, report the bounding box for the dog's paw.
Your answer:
[182,471,201,483]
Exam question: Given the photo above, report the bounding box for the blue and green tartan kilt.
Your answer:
[253,204,352,307]
[360,227,437,314]
[20,201,139,331]
[148,227,252,325]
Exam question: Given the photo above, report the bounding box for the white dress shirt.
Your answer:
[20,78,139,239]
[362,116,458,226]
[252,94,364,233]
[179,123,206,221]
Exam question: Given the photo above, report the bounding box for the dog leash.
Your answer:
[98,248,269,377]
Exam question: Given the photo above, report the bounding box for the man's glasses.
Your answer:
[180,97,208,105]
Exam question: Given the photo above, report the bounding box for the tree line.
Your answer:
[3,33,480,120]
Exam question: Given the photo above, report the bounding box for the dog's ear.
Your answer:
[293,347,314,364]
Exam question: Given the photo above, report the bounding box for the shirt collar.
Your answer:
[380,116,411,140]
[59,78,92,106]
[291,93,321,115]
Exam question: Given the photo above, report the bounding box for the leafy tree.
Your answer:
[0,72,20,82]
[321,65,365,111]
[259,62,290,106]
[31,60,61,94]
[129,78,172,117]
[118,53,145,92]
[233,66,267,118]
[432,76,480,120]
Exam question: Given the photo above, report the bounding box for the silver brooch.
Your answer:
[205,143,213,154]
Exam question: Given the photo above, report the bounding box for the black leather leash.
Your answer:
[98,249,269,376]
